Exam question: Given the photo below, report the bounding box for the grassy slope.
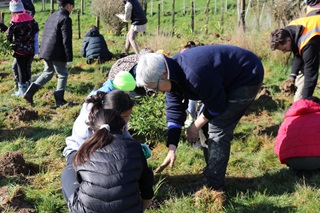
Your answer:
[0,0,320,212]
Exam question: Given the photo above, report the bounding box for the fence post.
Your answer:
[50,0,54,14]
[81,0,84,15]
[0,12,3,23]
[191,1,194,33]
[220,0,224,33]
[237,0,245,31]
[162,0,164,15]
[172,0,175,36]
[205,0,210,34]
[96,16,100,30]
[42,0,45,11]
[142,0,147,14]
[183,0,186,15]
[158,3,160,35]
[225,0,228,12]
[77,10,81,39]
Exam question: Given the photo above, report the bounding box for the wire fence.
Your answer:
[0,0,304,38]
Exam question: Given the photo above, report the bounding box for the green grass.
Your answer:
[0,0,320,212]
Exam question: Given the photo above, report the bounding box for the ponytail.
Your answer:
[85,91,107,128]
[73,109,126,167]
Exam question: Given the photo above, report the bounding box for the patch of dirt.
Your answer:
[148,198,161,210]
[257,88,273,102]
[253,125,264,135]
[39,91,53,102]
[0,186,36,213]
[6,107,39,123]
[280,78,296,96]
[0,152,38,176]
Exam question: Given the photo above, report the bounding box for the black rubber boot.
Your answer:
[53,90,67,107]
[23,83,40,105]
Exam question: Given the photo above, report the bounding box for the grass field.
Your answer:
[0,0,320,212]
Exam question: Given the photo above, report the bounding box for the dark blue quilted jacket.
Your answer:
[81,27,113,63]
[68,134,154,213]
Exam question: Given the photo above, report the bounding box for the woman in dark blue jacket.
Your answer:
[135,45,264,191]
[68,109,154,213]
[81,26,113,64]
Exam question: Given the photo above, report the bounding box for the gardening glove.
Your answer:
[154,144,176,173]
[66,61,72,69]
[141,143,151,159]
[280,76,297,97]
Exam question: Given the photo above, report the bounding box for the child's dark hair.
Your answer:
[73,109,126,166]
[57,0,74,7]
[86,90,135,127]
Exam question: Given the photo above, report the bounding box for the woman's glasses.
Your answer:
[145,78,160,95]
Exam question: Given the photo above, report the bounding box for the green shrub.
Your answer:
[0,33,12,57]
[130,93,167,146]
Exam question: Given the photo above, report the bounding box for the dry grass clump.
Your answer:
[193,186,226,212]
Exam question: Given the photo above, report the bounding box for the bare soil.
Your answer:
[0,152,39,212]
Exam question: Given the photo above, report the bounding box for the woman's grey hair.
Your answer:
[135,53,167,87]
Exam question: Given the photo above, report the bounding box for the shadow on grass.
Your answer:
[67,81,95,95]
[153,168,320,211]
[0,175,29,188]
[0,126,68,142]
[69,66,96,74]
[247,96,279,115]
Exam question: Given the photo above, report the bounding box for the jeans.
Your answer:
[203,84,262,189]
[294,72,304,102]
[35,60,68,91]
[286,157,320,171]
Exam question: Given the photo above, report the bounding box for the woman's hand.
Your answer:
[154,144,176,173]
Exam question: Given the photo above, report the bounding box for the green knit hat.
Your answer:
[113,71,136,92]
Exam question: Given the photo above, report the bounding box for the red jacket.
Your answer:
[275,99,320,164]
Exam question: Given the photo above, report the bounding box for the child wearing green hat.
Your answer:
[88,70,136,97]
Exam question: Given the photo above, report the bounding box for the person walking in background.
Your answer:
[6,0,39,96]
[275,97,320,173]
[135,45,264,191]
[81,25,114,64]
[11,0,38,91]
[24,0,74,107]
[67,108,154,213]
[116,0,147,56]
[270,12,320,102]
